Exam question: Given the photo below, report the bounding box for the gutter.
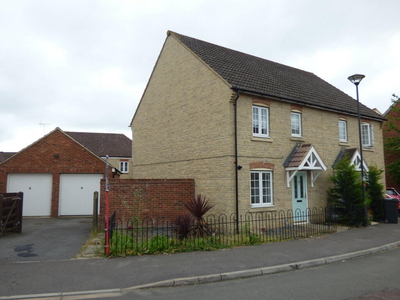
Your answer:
[231,87,386,122]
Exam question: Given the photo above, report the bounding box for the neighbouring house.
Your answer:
[383,100,400,191]
[64,131,132,179]
[0,127,132,217]
[0,152,17,163]
[130,31,386,217]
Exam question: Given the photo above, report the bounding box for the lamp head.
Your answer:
[348,74,365,86]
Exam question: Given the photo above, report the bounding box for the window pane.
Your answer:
[361,124,371,146]
[262,172,271,203]
[291,113,300,135]
[251,173,259,204]
[261,108,268,135]
[339,120,347,141]
[253,106,269,137]
[120,161,128,173]
[253,107,258,134]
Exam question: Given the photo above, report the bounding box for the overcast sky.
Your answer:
[1,0,399,152]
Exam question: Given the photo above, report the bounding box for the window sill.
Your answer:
[251,136,274,143]
[290,137,304,142]
[363,147,374,152]
[339,142,350,147]
[251,205,274,209]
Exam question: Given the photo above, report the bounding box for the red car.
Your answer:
[386,187,400,209]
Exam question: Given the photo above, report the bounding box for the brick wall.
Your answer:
[99,178,195,223]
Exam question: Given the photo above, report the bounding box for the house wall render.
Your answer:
[130,32,386,216]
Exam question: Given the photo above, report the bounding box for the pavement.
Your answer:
[1,220,400,300]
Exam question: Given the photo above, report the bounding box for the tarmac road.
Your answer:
[1,220,400,299]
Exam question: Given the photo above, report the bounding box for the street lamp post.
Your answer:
[348,74,368,227]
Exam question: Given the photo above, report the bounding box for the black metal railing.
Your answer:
[106,207,337,256]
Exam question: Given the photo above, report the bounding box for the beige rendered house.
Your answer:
[130,31,386,216]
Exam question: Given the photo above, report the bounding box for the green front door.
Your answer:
[292,172,308,222]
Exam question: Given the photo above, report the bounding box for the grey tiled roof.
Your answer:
[0,152,17,162]
[170,31,384,121]
[64,131,132,158]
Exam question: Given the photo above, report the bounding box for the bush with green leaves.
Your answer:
[384,94,400,185]
[365,166,385,221]
[327,158,365,227]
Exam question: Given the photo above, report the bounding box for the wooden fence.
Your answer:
[0,192,23,237]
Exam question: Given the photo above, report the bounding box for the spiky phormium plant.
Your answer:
[184,194,215,237]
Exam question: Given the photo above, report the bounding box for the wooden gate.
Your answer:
[0,192,23,236]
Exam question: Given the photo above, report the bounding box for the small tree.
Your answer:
[365,166,385,221]
[384,94,400,185]
[327,158,364,226]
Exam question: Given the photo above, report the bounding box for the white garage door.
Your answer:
[7,173,53,217]
[59,174,102,216]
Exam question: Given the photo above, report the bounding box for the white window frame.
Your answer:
[119,161,129,173]
[252,106,269,138]
[250,170,273,207]
[361,123,374,147]
[338,120,348,142]
[291,112,302,137]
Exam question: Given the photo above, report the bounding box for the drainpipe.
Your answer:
[233,89,240,233]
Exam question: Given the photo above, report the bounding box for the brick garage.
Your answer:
[99,178,195,223]
[0,128,107,217]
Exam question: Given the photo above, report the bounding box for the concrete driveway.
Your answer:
[0,217,93,263]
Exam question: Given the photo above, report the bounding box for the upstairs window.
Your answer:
[252,106,269,137]
[361,123,374,147]
[119,161,129,173]
[291,112,302,137]
[338,120,348,142]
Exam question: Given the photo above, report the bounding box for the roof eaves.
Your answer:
[232,86,386,122]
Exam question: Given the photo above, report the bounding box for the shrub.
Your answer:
[327,158,364,226]
[365,166,385,221]
[184,194,215,237]
[173,213,194,240]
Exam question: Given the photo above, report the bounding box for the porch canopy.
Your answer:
[284,143,327,187]
[333,148,369,172]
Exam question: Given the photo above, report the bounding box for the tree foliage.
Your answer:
[327,158,365,226]
[384,93,400,184]
[365,166,384,221]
